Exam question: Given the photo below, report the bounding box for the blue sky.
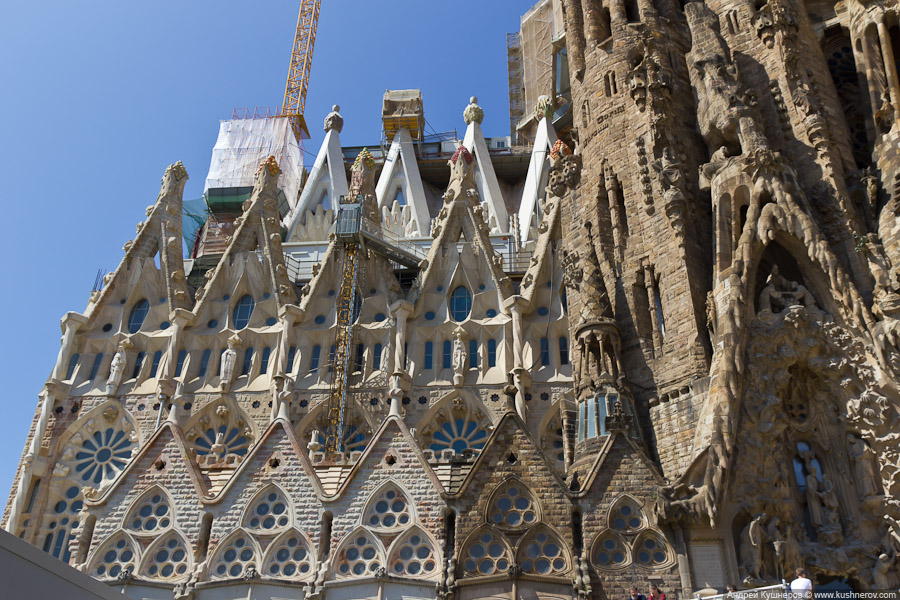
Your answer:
[0,1,539,499]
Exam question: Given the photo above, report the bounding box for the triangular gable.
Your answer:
[517,118,558,248]
[578,432,666,497]
[204,418,325,503]
[462,117,509,233]
[411,148,513,306]
[453,411,570,499]
[193,157,298,316]
[518,190,562,308]
[84,421,207,506]
[285,127,348,237]
[330,416,445,500]
[375,128,430,237]
[85,162,192,327]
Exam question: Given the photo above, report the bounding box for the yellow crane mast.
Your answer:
[282,0,321,142]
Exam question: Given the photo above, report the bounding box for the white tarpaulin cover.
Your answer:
[204,118,304,211]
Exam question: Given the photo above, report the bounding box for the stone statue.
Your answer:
[805,463,824,529]
[771,522,803,580]
[874,88,894,133]
[739,514,766,581]
[819,473,843,540]
[106,345,127,395]
[323,105,343,133]
[758,265,817,314]
[220,336,240,392]
[847,433,880,499]
[463,96,484,125]
[873,552,899,589]
[452,330,466,386]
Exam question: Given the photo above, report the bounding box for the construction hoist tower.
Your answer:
[321,192,426,457]
[282,0,321,142]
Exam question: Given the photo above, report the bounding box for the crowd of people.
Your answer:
[623,568,815,600]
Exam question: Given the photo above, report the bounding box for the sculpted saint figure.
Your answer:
[106,345,128,395]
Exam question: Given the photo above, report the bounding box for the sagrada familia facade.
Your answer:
[4,0,900,597]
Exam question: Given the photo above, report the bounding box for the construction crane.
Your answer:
[282,0,321,142]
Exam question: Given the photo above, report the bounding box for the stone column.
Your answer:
[605,167,623,261]
[643,263,662,352]
[388,300,413,417]
[49,312,88,383]
[563,0,586,78]
[582,0,604,46]
[876,18,900,121]
[860,31,886,122]
[505,296,530,420]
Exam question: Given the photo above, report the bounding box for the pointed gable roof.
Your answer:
[577,431,666,497]
[193,156,298,315]
[84,421,207,506]
[461,100,509,233]
[375,128,431,237]
[517,117,558,247]
[85,162,192,326]
[411,147,513,305]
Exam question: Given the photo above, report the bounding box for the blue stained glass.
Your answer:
[540,338,550,366]
[309,346,320,373]
[260,347,271,374]
[175,350,187,376]
[128,300,150,334]
[287,346,297,372]
[443,341,452,369]
[233,295,255,330]
[449,287,472,321]
[242,348,254,375]
[424,342,433,370]
[198,349,211,377]
[469,339,478,369]
[487,339,497,367]
[559,337,569,365]
[66,354,80,380]
[149,351,162,378]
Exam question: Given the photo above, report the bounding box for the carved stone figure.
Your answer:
[463,96,484,125]
[874,88,894,133]
[739,514,767,581]
[220,336,240,392]
[452,330,466,386]
[758,265,817,314]
[323,104,343,133]
[106,345,128,395]
[847,433,880,499]
[873,553,899,589]
[805,464,824,529]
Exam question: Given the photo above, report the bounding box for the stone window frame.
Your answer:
[360,480,416,534]
[484,477,542,531]
[458,524,514,578]
[260,527,317,581]
[332,525,387,579]
[87,529,141,581]
[605,493,647,533]
[138,529,193,582]
[208,527,261,581]
[385,524,442,579]
[515,523,572,577]
[123,485,176,537]
[240,482,294,534]
[589,529,632,571]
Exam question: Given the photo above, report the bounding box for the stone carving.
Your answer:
[738,514,766,582]
[220,335,241,392]
[323,104,343,133]
[625,28,671,118]
[546,140,582,199]
[685,3,768,158]
[874,89,894,133]
[349,148,378,222]
[873,552,899,589]
[452,329,466,387]
[847,433,880,499]
[535,94,553,121]
[463,96,484,125]
[652,148,688,252]
[106,344,128,396]
[758,266,818,314]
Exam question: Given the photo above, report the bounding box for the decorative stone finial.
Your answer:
[324,104,344,133]
[535,95,553,121]
[463,96,484,125]
[450,145,473,166]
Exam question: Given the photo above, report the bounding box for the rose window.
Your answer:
[462,530,510,576]
[244,487,290,531]
[520,530,567,575]
[364,486,411,529]
[488,483,537,528]
[389,530,438,577]
[634,532,670,567]
[193,425,252,458]
[75,427,135,484]
[211,532,257,579]
[263,531,313,579]
[609,497,644,531]
[91,533,138,579]
[127,490,172,532]
[143,533,190,580]
[429,417,488,454]
[316,423,368,454]
[335,531,382,578]
[593,532,628,568]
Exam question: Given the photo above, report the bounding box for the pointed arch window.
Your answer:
[141,532,191,580]
[469,339,478,368]
[198,349,211,377]
[389,528,438,577]
[363,485,412,530]
[519,528,568,575]
[233,295,255,330]
[90,532,138,579]
[461,529,511,576]
[335,529,383,578]
[450,286,473,321]
[487,339,497,367]
[243,486,291,532]
[210,531,258,580]
[373,343,383,371]
[128,299,150,334]
[174,350,187,377]
[126,489,172,533]
[559,337,569,365]
[131,352,145,379]
[260,347,271,374]
[424,342,434,370]
[609,496,645,532]
[633,531,671,568]
[90,353,104,380]
[309,345,320,373]
[263,529,314,579]
[242,347,254,376]
[488,481,539,528]
[150,350,162,378]
[443,340,452,369]
[540,337,550,366]
[287,345,297,372]
[592,531,629,568]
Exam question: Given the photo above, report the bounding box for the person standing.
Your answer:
[628,586,647,600]
[790,567,813,599]
[648,584,666,600]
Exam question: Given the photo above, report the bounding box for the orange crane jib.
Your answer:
[282,0,320,142]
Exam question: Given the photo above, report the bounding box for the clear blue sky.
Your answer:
[0,1,539,499]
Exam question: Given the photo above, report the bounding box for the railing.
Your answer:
[697,582,789,600]
[359,218,428,263]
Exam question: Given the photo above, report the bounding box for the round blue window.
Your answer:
[479,284,486,290]
[425,311,436,321]
[160,321,170,330]
[102,323,112,332]
[537,306,549,316]
[265,317,277,326]
[208,319,218,329]
[486,309,497,318]
[436,286,443,292]
[314,315,326,325]
[375,313,386,322]
[328,290,335,296]
[127,299,150,334]
[449,287,472,321]
[233,295,255,330]
[263,292,271,299]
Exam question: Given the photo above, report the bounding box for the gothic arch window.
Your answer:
[140,531,191,580]
[333,527,385,578]
[262,528,315,580]
[40,484,83,562]
[608,495,646,532]
[460,527,512,577]
[210,529,259,580]
[591,530,630,570]
[125,487,173,534]
[632,530,672,569]
[233,294,255,330]
[387,526,440,578]
[486,479,540,529]
[363,483,413,531]
[128,299,150,334]
[300,403,371,456]
[89,531,139,579]
[517,526,570,576]
[449,286,473,321]
[242,484,292,532]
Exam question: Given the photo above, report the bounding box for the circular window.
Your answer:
[486,309,497,318]
[208,319,218,329]
[314,315,326,325]
[127,299,150,334]
[102,323,113,332]
[233,295,255,330]
[266,317,277,326]
[449,287,472,321]
[160,321,170,330]
[424,311,436,321]
[537,307,549,316]
[375,313,386,322]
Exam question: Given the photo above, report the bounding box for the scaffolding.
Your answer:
[507,32,525,144]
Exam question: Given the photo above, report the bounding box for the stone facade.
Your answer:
[4,0,900,597]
